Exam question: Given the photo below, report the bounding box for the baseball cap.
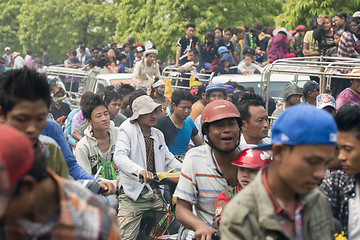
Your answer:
[217,46,229,55]
[283,84,302,100]
[316,94,336,110]
[225,85,234,93]
[4,47,10,51]
[130,95,161,121]
[303,80,319,95]
[254,104,338,150]
[0,125,34,218]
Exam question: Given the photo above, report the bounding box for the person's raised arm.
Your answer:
[175,46,182,68]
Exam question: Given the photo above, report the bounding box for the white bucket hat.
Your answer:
[273,28,292,40]
[130,95,161,121]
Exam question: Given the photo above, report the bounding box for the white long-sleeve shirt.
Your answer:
[237,61,263,74]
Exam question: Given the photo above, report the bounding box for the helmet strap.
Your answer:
[203,128,241,154]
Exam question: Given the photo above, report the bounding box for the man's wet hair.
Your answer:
[103,90,122,106]
[82,94,107,120]
[237,93,265,122]
[335,103,360,140]
[0,69,51,116]
[117,84,135,97]
[171,89,194,106]
[186,23,196,29]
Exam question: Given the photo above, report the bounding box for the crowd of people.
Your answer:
[1,9,360,240]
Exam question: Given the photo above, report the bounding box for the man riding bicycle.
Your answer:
[114,95,181,239]
[174,100,241,239]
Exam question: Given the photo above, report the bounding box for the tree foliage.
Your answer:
[0,0,22,53]
[17,0,117,63]
[276,0,360,30]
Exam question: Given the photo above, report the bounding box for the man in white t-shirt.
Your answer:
[178,48,200,78]
[237,93,270,150]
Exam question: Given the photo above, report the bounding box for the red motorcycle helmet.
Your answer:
[232,148,272,169]
[201,100,240,134]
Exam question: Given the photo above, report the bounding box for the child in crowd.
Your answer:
[327,33,340,57]
[108,61,120,73]
[212,53,237,74]
[212,148,271,229]
[36,60,47,73]
[117,53,127,73]
[133,46,144,66]
[237,53,264,74]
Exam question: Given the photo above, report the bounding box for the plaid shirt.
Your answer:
[262,170,304,240]
[320,170,359,237]
[0,169,120,240]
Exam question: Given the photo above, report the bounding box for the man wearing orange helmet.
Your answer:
[174,100,241,240]
[212,148,271,229]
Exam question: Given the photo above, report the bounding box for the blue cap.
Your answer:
[217,46,229,55]
[221,53,232,62]
[205,83,227,97]
[255,104,338,150]
[225,84,234,93]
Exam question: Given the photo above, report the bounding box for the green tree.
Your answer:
[17,0,118,63]
[0,0,22,54]
[276,0,360,30]
[114,0,282,61]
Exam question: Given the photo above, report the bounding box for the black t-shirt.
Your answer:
[216,38,234,52]
[177,36,199,65]
[155,116,198,147]
[50,102,71,122]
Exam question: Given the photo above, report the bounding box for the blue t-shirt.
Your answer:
[118,63,127,73]
[156,115,198,155]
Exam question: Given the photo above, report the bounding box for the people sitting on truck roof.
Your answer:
[237,53,264,74]
[271,84,302,118]
[336,70,360,109]
[64,49,81,93]
[212,53,238,75]
[209,46,229,71]
[132,41,161,87]
[199,31,217,73]
[178,48,200,78]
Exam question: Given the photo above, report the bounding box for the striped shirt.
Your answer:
[0,169,120,240]
[174,144,228,225]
